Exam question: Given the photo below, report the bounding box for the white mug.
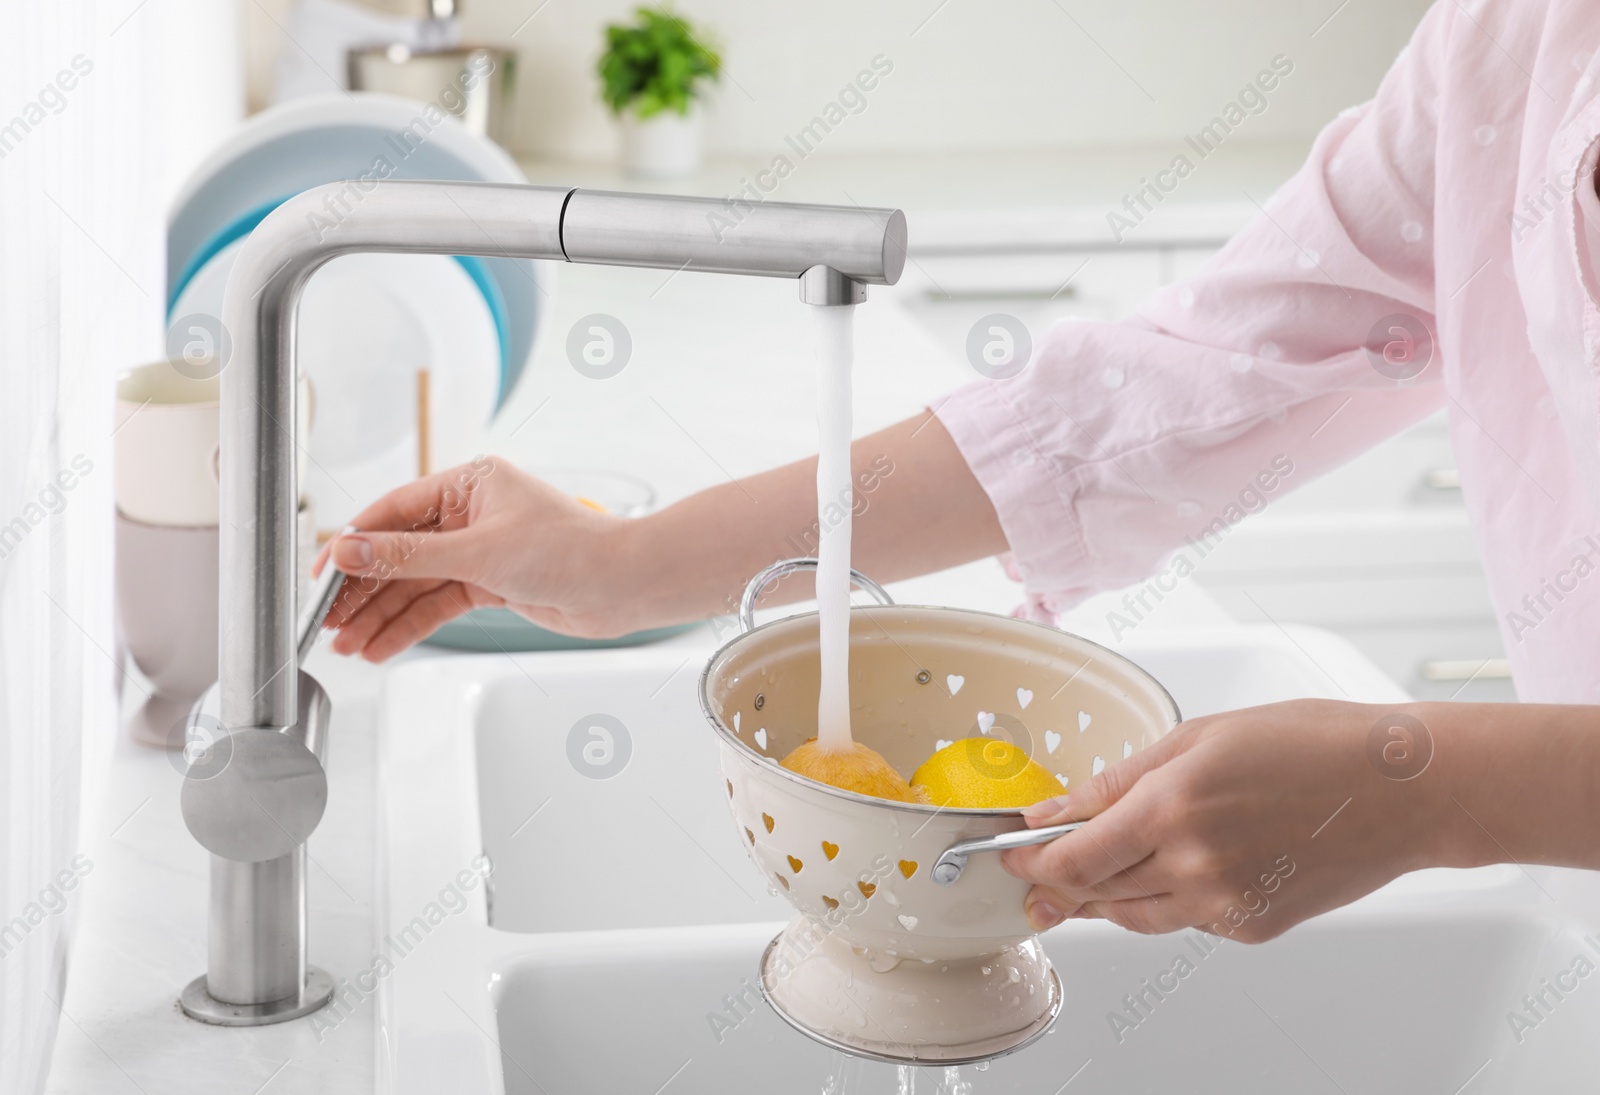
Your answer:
[115,360,220,527]
[114,360,313,527]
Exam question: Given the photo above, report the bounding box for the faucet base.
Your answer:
[179,966,334,1026]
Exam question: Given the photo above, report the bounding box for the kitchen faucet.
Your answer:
[176,180,907,1025]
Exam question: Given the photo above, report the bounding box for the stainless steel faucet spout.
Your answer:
[183,179,907,1025]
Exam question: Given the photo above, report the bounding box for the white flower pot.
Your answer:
[620,103,704,179]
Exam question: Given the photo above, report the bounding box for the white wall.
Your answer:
[247,0,1431,160]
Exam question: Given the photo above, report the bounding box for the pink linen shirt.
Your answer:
[937,0,1600,705]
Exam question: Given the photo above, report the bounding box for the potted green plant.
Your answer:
[597,6,722,178]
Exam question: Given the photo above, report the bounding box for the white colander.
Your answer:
[699,559,1182,1064]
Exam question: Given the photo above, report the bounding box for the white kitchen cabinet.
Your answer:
[884,247,1167,360]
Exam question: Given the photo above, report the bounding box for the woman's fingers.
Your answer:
[1059,855,1170,905]
[1022,719,1200,828]
[359,581,484,661]
[1024,885,1081,930]
[330,526,485,585]
[1001,799,1159,894]
[1074,895,1192,936]
[328,579,444,655]
[1004,723,1200,928]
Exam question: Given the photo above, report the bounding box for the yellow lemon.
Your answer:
[911,737,1062,809]
[781,739,924,804]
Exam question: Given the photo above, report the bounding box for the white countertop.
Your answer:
[47,144,1289,1092]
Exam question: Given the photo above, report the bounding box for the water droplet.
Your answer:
[1007,966,1021,982]
[869,952,902,974]
[975,1060,991,1072]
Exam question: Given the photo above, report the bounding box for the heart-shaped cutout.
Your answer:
[733,712,741,732]
[1017,687,1034,709]
[754,727,768,750]
[1078,711,1092,732]
[1055,772,1070,786]
[822,841,839,861]
[1091,754,1105,776]
[822,896,840,910]
[775,874,789,890]
[898,860,918,879]
[788,855,804,873]
[947,674,965,695]
[897,914,919,930]
[744,827,755,844]
[1123,739,1133,758]
[1044,730,1062,754]
[935,739,954,752]
[762,813,775,833]
[977,712,996,734]
[857,881,876,899]
[725,779,733,798]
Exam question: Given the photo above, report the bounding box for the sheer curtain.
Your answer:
[0,0,229,1088]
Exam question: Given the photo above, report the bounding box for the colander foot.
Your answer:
[756,918,1062,1066]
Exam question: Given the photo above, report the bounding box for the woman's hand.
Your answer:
[315,457,646,660]
[1000,699,1453,942]
[311,412,1009,662]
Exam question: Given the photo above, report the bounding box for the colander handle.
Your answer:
[738,557,894,634]
[930,821,1087,886]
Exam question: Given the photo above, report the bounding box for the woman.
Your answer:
[320,0,1600,941]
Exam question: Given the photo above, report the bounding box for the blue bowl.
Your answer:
[422,608,698,652]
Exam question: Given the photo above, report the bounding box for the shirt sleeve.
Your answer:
[935,3,1455,618]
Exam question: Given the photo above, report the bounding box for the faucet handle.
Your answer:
[296,526,354,666]
[180,669,331,862]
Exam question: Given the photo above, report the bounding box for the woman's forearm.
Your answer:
[620,410,1007,628]
[1425,702,1600,871]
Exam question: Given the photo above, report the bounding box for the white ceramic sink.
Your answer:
[374,622,1600,1093]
